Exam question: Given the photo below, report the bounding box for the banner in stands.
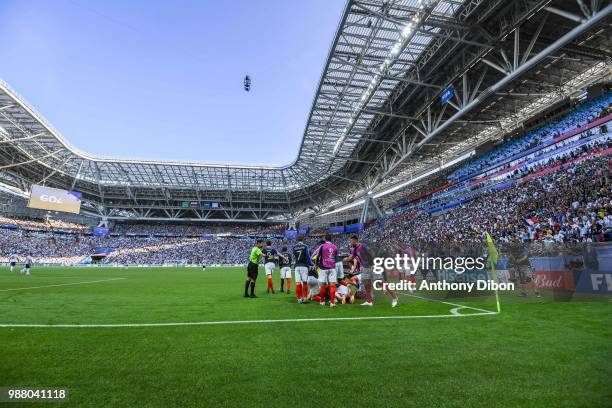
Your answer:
[284,230,298,240]
[93,227,109,237]
[28,185,82,214]
[328,226,345,234]
[298,227,309,235]
[345,223,364,233]
[92,248,114,257]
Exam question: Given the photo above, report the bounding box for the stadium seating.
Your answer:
[449,92,612,181]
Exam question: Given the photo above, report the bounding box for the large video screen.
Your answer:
[27,185,82,214]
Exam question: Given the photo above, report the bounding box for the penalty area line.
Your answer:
[0,277,127,292]
[0,312,495,328]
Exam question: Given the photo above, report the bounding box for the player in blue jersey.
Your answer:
[278,246,292,294]
[292,235,313,303]
[261,240,279,294]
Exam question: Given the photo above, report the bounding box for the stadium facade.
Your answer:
[0,0,610,224]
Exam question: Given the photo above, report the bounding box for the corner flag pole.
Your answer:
[486,233,501,313]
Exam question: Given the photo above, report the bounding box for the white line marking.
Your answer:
[0,312,497,328]
[450,307,465,316]
[398,292,497,314]
[0,285,497,328]
[0,278,127,292]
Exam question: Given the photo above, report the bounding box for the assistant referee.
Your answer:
[244,239,266,298]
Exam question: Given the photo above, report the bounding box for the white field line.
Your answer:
[0,312,496,328]
[450,307,464,316]
[0,278,127,292]
[398,292,498,315]
[0,282,498,328]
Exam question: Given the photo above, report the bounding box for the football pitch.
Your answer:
[1,266,610,407]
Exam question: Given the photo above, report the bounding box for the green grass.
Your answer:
[0,267,610,407]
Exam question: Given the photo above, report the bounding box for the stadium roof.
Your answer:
[0,0,610,223]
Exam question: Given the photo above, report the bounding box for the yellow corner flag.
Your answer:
[485,232,501,313]
[486,232,498,272]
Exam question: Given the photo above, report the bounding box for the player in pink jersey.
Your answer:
[315,234,339,307]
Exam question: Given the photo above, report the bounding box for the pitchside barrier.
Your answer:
[494,244,612,297]
[529,250,612,294]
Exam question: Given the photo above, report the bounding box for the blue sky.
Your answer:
[0,0,346,165]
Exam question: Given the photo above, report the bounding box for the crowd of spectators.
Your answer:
[403,135,610,216]
[0,225,353,265]
[112,223,285,237]
[0,215,88,233]
[0,216,290,264]
[102,237,268,265]
[0,230,95,264]
[450,91,611,180]
[364,155,610,247]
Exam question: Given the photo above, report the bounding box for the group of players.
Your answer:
[244,234,398,308]
[5,254,33,275]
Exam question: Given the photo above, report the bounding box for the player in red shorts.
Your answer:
[314,234,339,307]
[347,235,398,307]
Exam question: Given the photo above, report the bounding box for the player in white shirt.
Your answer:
[21,254,33,275]
[335,281,352,304]
[307,273,319,301]
[9,254,18,272]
